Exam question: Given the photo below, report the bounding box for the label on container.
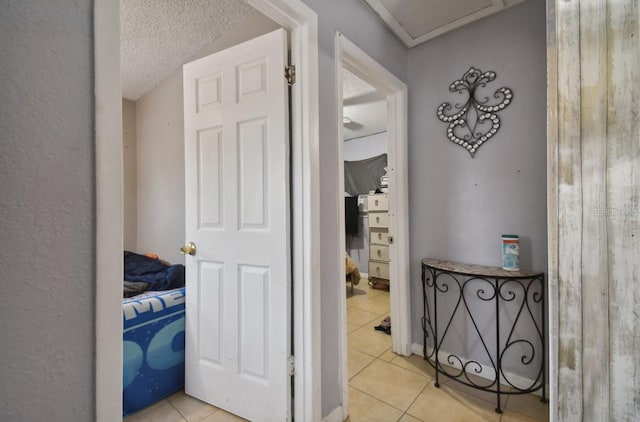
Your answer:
[501,235,520,271]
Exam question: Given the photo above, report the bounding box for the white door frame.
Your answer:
[335,32,411,419]
[94,1,320,421]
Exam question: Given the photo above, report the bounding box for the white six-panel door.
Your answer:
[182,29,291,421]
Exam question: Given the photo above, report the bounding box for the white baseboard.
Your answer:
[321,405,344,422]
[360,272,369,279]
[411,343,548,398]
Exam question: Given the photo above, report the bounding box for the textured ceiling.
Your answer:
[121,0,252,100]
[342,69,387,141]
[120,0,507,138]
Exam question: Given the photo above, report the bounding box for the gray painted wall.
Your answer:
[0,1,95,420]
[123,99,138,252]
[344,131,388,161]
[0,0,547,419]
[407,0,547,378]
[301,0,407,415]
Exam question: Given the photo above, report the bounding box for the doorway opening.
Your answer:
[335,33,410,419]
[95,1,320,420]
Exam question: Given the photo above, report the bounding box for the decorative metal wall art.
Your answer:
[437,67,513,157]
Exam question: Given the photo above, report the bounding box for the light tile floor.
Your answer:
[345,280,549,422]
[123,390,248,422]
[125,280,549,422]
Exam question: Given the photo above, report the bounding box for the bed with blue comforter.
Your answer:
[122,251,186,416]
[123,287,186,415]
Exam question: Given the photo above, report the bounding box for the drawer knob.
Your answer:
[376,217,380,223]
[377,250,381,257]
[375,199,379,206]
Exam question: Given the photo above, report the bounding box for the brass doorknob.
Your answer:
[180,242,196,256]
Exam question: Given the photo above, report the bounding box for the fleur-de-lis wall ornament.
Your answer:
[437,67,513,157]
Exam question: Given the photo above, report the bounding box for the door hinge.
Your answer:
[287,355,296,376]
[285,65,296,86]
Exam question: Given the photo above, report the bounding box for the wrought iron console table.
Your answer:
[421,259,547,413]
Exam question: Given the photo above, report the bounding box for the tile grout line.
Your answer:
[349,285,405,418]
[347,293,394,407]
[347,348,385,381]
[385,356,435,380]
[166,396,190,422]
[398,380,431,422]
[350,352,428,418]
[349,383,407,414]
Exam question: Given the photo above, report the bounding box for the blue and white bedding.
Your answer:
[123,287,186,416]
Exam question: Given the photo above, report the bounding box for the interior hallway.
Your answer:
[124,280,548,422]
[345,281,549,422]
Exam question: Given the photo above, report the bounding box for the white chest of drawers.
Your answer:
[367,194,390,287]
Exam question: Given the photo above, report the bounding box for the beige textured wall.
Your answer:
[135,70,185,263]
[123,98,138,252]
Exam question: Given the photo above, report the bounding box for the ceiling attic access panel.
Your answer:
[363,0,526,47]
